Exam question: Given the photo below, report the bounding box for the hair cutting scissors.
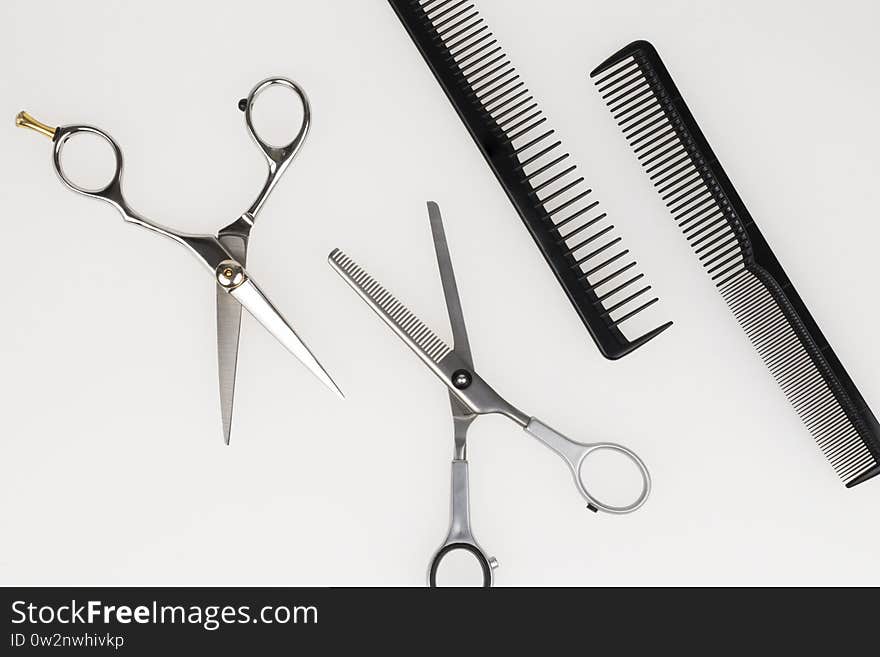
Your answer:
[329,202,651,586]
[16,77,342,444]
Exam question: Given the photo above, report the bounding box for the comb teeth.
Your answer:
[329,249,452,364]
[722,271,875,481]
[591,52,747,289]
[389,0,672,359]
[591,41,880,487]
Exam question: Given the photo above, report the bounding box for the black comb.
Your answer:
[591,40,880,487]
[387,0,672,359]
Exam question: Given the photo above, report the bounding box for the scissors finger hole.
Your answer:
[247,82,307,150]
[429,544,491,588]
[577,446,650,513]
[55,130,119,194]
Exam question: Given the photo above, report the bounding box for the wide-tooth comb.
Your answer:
[387,0,672,359]
[591,40,880,487]
[329,248,452,364]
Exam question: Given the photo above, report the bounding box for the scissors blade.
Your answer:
[329,249,524,425]
[330,250,531,430]
[216,234,248,444]
[329,248,453,369]
[427,202,472,371]
[228,276,343,399]
[426,202,478,441]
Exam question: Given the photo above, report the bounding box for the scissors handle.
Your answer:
[241,77,311,219]
[428,460,496,587]
[49,124,234,272]
[524,418,651,514]
[51,124,169,237]
[53,124,128,209]
[429,543,493,588]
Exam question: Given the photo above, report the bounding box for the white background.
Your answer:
[1,0,879,586]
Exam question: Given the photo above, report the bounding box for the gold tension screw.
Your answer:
[16,111,56,139]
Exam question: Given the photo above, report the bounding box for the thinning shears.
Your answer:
[16,77,342,444]
[329,202,651,586]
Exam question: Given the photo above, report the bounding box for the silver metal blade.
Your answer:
[427,202,473,370]
[229,277,343,399]
[426,202,477,456]
[216,288,242,444]
[216,235,247,445]
[329,249,452,366]
[329,248,528,428]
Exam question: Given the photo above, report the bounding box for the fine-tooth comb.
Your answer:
[591,40,880,487]
[329,249,453,364]
[387,0,672,359]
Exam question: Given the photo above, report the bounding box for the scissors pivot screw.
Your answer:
[451,369,472,390]
[215,260,247,290]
